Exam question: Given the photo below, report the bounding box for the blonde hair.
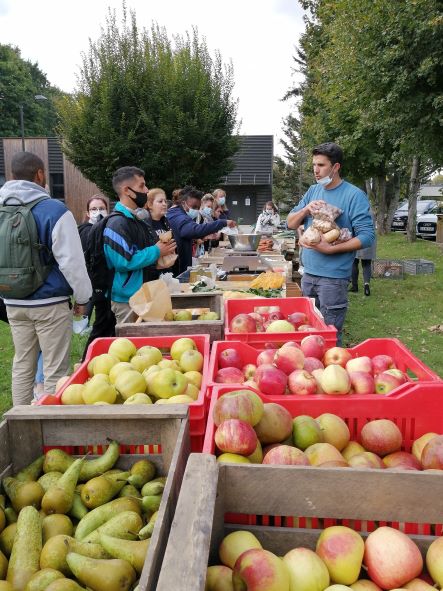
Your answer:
[212,188,227,211]
[147,187,166,209]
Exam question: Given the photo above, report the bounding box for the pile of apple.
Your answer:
[215,336,410,396]
[207,525,443,591]
[229,306,318,334]
[164,309,219,321]
[212,388,443,470]
[58,337,204,406]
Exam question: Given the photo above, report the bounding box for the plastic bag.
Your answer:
[159,272,181,294]
[156,230,178,269]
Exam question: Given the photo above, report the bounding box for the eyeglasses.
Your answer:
[89,207,107,213]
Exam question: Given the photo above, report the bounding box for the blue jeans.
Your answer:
[301,274,349,346]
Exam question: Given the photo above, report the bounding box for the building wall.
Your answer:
[63,159,102,222]
[3,138,49,181]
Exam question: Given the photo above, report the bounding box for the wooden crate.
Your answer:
[0,405,190,591]
[116,293,224,342]
[157,454,443,590]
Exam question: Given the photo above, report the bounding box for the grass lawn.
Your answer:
[0,233,442,416]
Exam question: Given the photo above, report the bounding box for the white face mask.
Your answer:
[265,209,274,214]
[89,210,107,223]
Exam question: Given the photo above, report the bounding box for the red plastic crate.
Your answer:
[38,335,211,452]
[224,297,337,347]
[207,337,441,396]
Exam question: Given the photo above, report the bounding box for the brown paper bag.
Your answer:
[156,230,178,269]
[129,279,172,321]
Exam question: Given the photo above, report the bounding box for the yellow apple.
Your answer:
[184,371,203,388]
[170,337,197,361]
[61,384,85,405]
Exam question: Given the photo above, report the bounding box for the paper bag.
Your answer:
[129,279,172,321]
[156,230,178,269]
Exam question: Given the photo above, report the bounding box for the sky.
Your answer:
[0,0,306,156]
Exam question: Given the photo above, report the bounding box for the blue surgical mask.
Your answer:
[202,207,213,217]
[218,197,226,206]
[187,208,199,219]
[317,165,336,187]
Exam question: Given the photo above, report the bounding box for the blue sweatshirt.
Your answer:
[166,206,227,274]
[291,181,375,279]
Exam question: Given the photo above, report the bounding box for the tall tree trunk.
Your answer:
[386,172,401,230]
[375,175,388,234]
[406,156,421,242]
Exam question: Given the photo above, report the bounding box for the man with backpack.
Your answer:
[0,151,92,405]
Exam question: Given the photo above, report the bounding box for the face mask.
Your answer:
[89,210,107,223]
[187,208,199,219]
[202,207,213,217]
[317,165,336,187]
[128,187,148,208]
[265,209,274,214]
[218,197,226,206]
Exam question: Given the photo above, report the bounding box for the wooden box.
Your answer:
[116,293,224,342]
[157,454,443,590]
[0,405,191,591]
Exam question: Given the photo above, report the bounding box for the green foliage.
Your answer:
[0,44,61,137]
[58,8,239,196]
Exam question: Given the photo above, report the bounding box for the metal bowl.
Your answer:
[228,233,262,252]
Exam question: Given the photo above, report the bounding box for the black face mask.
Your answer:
[128,187,148,208]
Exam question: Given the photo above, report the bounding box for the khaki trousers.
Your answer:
[111,301,137,325]
[7,302,72,405]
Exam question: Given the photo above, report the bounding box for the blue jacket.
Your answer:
[166,206,227,274]
[103,202,160,303]
[292,181,375,279]
[0,180,92,307]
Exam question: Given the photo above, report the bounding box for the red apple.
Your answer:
[205,565,234,591]
[421,435,443,469]
[248,312,265,332]
[262,444,309,465]
[254,403,293,444]
[297,324,316,332]
[218,348,243,370]
[316,525,365,585]
[288,369,317,396]
[348,451,385,469]
[215,367,245,384]
[215,419,258,456]
[346,356,373,374]
[264,342,278,350]
[268,310,285,321]
[311,368,325,394]
[320,364,351,395]
[303,357,324,373]
[233,548,290,590]
[255,364,288,397]
[383,451,422,470]
[360,419,402,456]
[374,371,404,395]
[300,334,326,360]
[273,345,305,375]
[243,364,257,380]
[323,347,352,368]
[384,368,408,383]
[230,313,257,334]
[364,527,423,589]
[348,371,375,395]
[287,312,308,328]
[213,389,264,427]
[256,349,276,366]
[371,354,395,375]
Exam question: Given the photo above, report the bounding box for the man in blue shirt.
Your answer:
[287,142,375,345]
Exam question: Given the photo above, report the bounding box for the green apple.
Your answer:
[136,346,163,364]
[149,368,188,399]
[130,354,158,373]
[92,353,119,375]
[174,310,193,321]
[108,362,133,385]
[170,338,197,361]
[198,311,219,320]
[184,371,203,388]
[123,393,153,405]
[179,350,204,373]
[158,359,181,371]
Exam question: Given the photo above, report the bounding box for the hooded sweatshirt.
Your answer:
[0,180,92,307]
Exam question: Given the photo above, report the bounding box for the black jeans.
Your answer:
[81,293,116,361]
[352,259,372,288]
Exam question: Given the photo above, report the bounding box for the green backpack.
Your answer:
[0,196,54,299]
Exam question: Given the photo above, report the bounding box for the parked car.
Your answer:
[391,200,437,232]
[416,202,443,240]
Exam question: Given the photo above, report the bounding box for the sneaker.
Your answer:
[364,283,370,296]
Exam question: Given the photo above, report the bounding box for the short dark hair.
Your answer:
[11,151,45,182]
[112,166,145,194]
[180,185,203,201]
[312,142,343,166]
[86,195,109,212]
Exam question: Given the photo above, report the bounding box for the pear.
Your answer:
[42,514,74,543]
[6,506,42,591]
[42,458,84,515]
[4,508,17,526]
[138,511,158,540]
[24,568,64,591]
[68,492,88,522]
[118,485,141,499]
[45,580,86,591]
[0,507,5,534]
[141,495,162,514]
[40,535,109,576]
[83,510,143,543]
[140,481,164,497]
[0,548,8,579]
[15,456,45,482]
[127,459,156,489]
[74,497,141,541]
[99,533,150,574]
[0,524,16,557]
[0,583,13,591]
[80,474,127,509]
[66,552,136,591]
[78,441,120,482]
[38,472,62,493]
[43,450,74,474]
[2,478,44,512]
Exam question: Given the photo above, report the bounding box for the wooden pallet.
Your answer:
[1,405,191,591]
[157,454,443,590]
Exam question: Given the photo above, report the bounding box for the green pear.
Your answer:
[0,524,17,557]
[68,492,88,522]
[0,548,8,579]
[42,514,74,543]
[24,568,64,591]
[138,511,158,540]
[141,495,162,514]
[66,552,136,591]
[118,485,141,499]
[40,535,109,576]
[15,456,45,482]
[74,497,141,541]
[38,472,62,493]
[99,533,150,575]
[43,450,74,474]
[78,441,120,482]
[4,508,17,526]
[127,459,156,489]
[140,481,164,497]
[80,475,127,509]
[83,510,143,543]
[0,582,14,591]
[6,506,41,591]
[45,580,86,591]
[2,478,44,513]
[41,458,84,515]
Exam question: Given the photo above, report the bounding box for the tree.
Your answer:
[58,7,239,197]
[0,44,61,137]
